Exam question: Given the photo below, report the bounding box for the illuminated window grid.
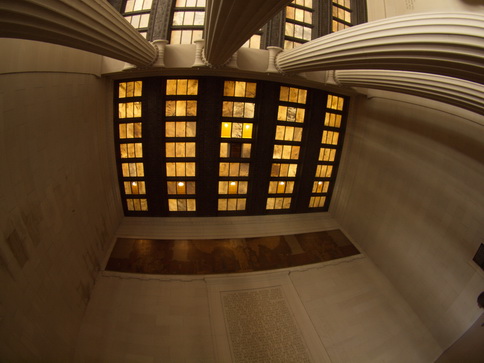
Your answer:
[117,81,148,212]
[284,0,314,50]
[331,0,353,33]
[309,94,344,209]
[218,180,248,211]
[170,0,206,44]
[123,0,153,38]
[167,181,196,212]
[165,76,197,215]
[267,85,307,210]
[218,198,246,211]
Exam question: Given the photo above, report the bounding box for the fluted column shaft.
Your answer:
[276,13,484,84]
[0,0,157,66]
[335,70,484,115]
[204,0,292,66]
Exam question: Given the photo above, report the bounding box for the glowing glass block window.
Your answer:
[221,122,253,139]
[277,106,305,123]
[166,162,196,177]
[219,163,250,177]
[324,113,342,128]
[267,197,292,210]
[167,181,196,195]
[332,0,353,33]
[170,0,206,44]
[119,81,142,98]
[284,0,314,49]
[166,79,199,95]
[117,80,148,213]
[119,102,142,118]
[224,81,257,98]
[222,102,255,118]
[218,198,246,211]
[327,94,345,110]
[123,0,153,38]
[165,100,197,117]
[321,131,339,145]
[315,164,333,178]
[268,181,295,194]
[271,163,298,177]
[168,199,196,211]
[272,145,300,160]
[165,142,196,158]
[280,86,307,104]
[165,122,196,137]
[218,181,248,194]
[124,181,146,195]
[275,125,303,142]
[309,94,345,209]
[127,198,149,211]
[119,123,142,139]
[309,196,326,208]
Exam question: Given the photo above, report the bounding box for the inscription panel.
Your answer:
[222,286,311,362]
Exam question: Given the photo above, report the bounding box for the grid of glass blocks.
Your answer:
[170,0,206,44]
[332,0,353,33]
[165,79,198,212]
[123,0,153,38]
[267,86,307,210]
[117,81,148,211]
[218,80,257,211]
[284,0,314,49]
[309,93,344,208]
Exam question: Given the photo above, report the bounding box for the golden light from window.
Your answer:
[122,162,144,177]
[327,95,344,110]
[119,102,142,118]
[168,198,196,211]
[223,81,257,98]
[119,81,142,98]
[273,144,300,160]
[268,181,294,194]
[120,143,143,158]
[218,198,246,211]
[220,143,251,158]
[165,100,197,117]
[313,181,329,193]
[322,131,339,145]
[221,122,253,139]
[222,102,255,118]
[124,181,146,195]
[127,198,148,211]
[266,197,291,210]
[277,106,305,123]
[167,181,195,194]
[166,121,196,137]
[166,142,196,158]
[166,79,198,95]
[309,196,326,208]
[270,163,298,177]
[315,164,333,178]
[324,113,342,128]
[166,162,196,177]
[318,148,336,162]
[119,122,142,139]
[279,86,307,104]
[219,163,249,177]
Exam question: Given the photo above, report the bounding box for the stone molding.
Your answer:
[0,0,157,66]
[335,70,484,115]
[276,12,484,84]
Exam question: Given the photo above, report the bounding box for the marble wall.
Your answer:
[75,256,441,362]
[332,92,484,350]
[0,39,122,361]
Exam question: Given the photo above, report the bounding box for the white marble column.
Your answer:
[335,70,484,115]
[276,13,484,84]
[204,0,292,66]
[0,0,157,67]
